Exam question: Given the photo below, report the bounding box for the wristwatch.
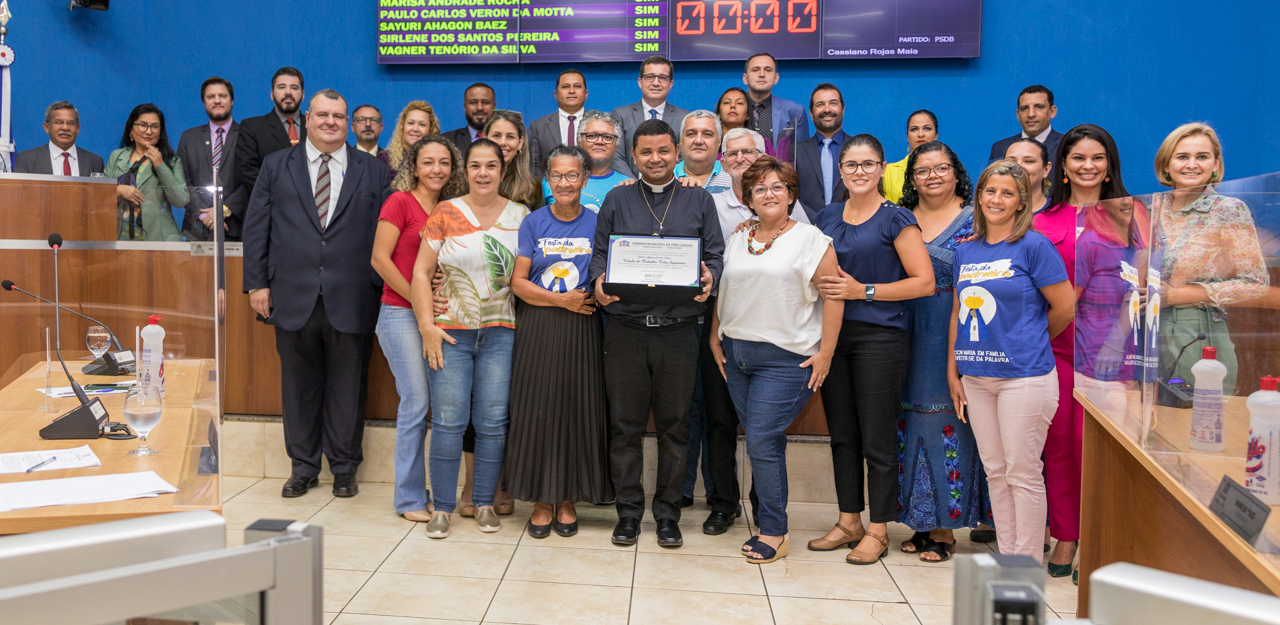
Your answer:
[865,284,875,302]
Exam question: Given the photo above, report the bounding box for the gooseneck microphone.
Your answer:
[1158,332,1209,408]
[1166,332,1209,378]
[2,280,124,351]
[47,234,91,406]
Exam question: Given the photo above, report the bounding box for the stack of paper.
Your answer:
[0,471,178,512]
[0,445,102,474]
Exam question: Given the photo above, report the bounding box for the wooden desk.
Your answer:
[1077,389,1280,616]
[0,360,221,534]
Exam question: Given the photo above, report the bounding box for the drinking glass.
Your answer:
[123,384,162,456]
[87,325,111,360]
[164,331,186,360]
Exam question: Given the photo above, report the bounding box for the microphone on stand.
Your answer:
[1158,332,1208,408]
[2,279,135,374]
[39,233,113,440]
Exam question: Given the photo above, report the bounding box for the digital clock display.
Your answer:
[376,0,981,64]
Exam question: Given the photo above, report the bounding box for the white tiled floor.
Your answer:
[223,477,1080,624]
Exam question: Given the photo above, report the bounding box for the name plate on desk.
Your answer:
[1210,475,1271,545]
[189,241,243,257]
[604,235,701,304]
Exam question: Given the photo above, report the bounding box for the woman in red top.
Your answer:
[371,135,466,522]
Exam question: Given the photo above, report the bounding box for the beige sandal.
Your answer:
[846,533,889,565]
[807,523,866,552]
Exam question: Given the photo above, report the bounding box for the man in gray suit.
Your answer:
[528,69,588,180]
[611,56,689,177]
[177,77,245,240]
[13,101,104,176]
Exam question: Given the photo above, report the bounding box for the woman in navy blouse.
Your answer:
[809,134,935,564]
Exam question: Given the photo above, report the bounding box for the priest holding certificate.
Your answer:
[590,119,724,549]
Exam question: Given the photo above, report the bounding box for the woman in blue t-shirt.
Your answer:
[947,160,1075,563]
[504,146,614,539]
[809,134,936,564]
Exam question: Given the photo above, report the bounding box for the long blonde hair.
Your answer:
[482,109,539,208]
[387,101,441,171]
[973,160,1036,243]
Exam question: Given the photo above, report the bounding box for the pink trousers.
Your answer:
[1045,357,1084,542]
[963,371,1059,563]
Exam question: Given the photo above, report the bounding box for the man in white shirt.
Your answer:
[988,85,1063,164]
[611,56,691,177]
[712,128,811,240]
[13,101,104,176]
[529,69,589,179]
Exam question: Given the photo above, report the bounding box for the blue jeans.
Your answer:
[427,326,514,513]
[722,337,814,536]
[376,304,432,514]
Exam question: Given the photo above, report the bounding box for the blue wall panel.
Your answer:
[8,0,1279,191]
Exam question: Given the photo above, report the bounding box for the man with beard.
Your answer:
[243,89,392,500]
[350,105,384,157]
[590,119,723,548]
[233,67,306,240]
[177,77,243,240]
[742,52,808,163]
[442,83,495,152]
[673,110,729,194]
[540,109,631,212]
[795,83,849,220]
[13,101,104,176]
[610,55,689,177]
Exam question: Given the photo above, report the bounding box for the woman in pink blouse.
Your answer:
[1152,122,1268,393]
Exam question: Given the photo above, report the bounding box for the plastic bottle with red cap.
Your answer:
[140,314,166,399]
[1190,346,1226,453]
[1246,375,1280,504]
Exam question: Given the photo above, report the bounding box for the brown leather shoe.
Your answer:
[846,533,889,565]
[807,523,865,551]
[402,510,432,522]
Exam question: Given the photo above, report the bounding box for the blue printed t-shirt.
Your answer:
[517,205,599,293]
[952,231,1069,378]
[814,200,919,330]
[542,170,632,214]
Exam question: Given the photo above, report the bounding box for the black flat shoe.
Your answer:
[553,520,578,537]
[656,519,683,548]
[281,474,319,498]
[679,496,695,509]
[612,518,641,545]
[702,509,740,535]
[527,519,552,539]
[332,473,358,497]
[970,528,997,543]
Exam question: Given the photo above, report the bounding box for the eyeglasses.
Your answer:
[840,160,882,174]
[132,122,161,132]
[750,184,788,197]
[912,163,953,179]
[582,132,618,144]
[724,148,761,159]
[353,116,382,125]
[548,172,583,183]
[640,73,672,83]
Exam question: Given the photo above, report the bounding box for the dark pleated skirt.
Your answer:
[505,301,614,504]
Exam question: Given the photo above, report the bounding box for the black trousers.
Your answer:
[275,296,374,478]
[700,299,750,515]
[819,319,910,522]
[604,316,699,522]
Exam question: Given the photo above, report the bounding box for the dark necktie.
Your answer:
[213,128,225,170]
[287,118,299,145]
[315,154,332,230]
[566,115,576,147]
[61,152,71,176]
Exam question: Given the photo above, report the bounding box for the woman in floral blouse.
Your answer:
[1152,122,1268,392]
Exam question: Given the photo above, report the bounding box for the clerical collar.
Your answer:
[642,176,676,192]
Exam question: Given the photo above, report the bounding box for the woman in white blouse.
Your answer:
[710,156,844,563]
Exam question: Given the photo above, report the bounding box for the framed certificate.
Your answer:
[603,235,703,304]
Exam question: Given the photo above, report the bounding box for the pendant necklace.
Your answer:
[640,181,676,236]
[746,222,786,255]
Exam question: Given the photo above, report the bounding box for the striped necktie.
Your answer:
[212,128,225,170]
[315,153,332,230]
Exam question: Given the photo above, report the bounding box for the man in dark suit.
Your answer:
[795,83,849,218]
[233,67,306,240]
[442,83,495,153]
[528,69,588,180]
[988,85,1063,164]
[177,77,244,240]
[742,52,809,164]
[610,56,689,177]
[242,88,392,499]
[13,101,104,176]
[350,104,385,158]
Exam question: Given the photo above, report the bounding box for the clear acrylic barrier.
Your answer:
[1074,184,1280,562]
[0,176,225,520]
